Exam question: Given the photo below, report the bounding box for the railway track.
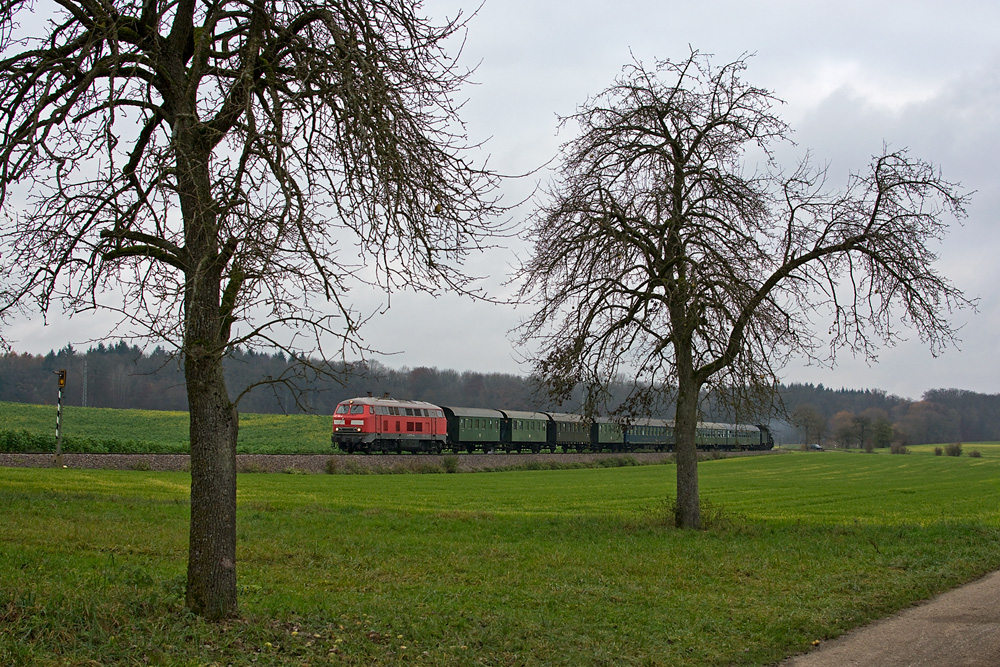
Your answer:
[0,449,780,473]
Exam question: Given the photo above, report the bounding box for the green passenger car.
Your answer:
[591,418,625,452]
[441,406,503,453]
[694,422,764,450]
[623,418,672,451]
[499,410,551,453]
[544,412,590,452]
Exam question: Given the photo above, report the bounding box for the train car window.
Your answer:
[350,405,365,414]
[335,405,350,414]
[416,422,423,432]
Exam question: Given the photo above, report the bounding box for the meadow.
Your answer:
[2,452,999,666]
[0,400,332,454]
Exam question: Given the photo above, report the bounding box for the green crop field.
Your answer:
[0,400,332,454]
[2,453,999,666]
[909,442,1000,458]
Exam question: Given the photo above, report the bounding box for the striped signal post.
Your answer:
[55,369,66,467]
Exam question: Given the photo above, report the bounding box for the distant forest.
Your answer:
[1,343,996,446]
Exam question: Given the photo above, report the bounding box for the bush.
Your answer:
[0,429,51,452]
[968,450,982,458]
[944,442,963,457]
[934,447,943,456]
[596,455,640,468]
[442,456,460,473]
[889,442,909,455]
[0,427,179,455]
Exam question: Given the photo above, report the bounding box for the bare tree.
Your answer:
[790,403,826,446]
[515,51,972,529]
[861,407,893,449]
[0,0,503,618]
[830,411,858,449]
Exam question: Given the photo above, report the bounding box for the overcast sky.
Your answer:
[7,0,999,401]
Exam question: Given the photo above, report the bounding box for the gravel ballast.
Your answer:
[0,451,687,473]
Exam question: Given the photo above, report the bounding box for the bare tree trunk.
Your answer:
[184,344,238,619]
[674,374,701,529]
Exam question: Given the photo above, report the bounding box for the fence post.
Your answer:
[55,369,66,467]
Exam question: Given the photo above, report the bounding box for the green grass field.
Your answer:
[2,453,999,666]
[0,400,332,454]
[908,442,1000,458]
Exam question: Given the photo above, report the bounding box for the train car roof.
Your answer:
[699,421,760,431]
[440,406,505,418]
[591,416,623,425]
[336,396,441,410]
[498,409,550,420]
[542,412,586,423]
[625,417,671,427]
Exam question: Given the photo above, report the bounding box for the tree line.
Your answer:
[2,345,995,446]
[786,386,993,448]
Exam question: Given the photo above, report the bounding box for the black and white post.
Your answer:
[55,369,66,467]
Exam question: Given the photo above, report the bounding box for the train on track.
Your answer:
[332,394,774,455]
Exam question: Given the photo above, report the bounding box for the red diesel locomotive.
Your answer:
[332,395,447,454]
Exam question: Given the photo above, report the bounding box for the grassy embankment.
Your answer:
[2,453,999,666]
[0,400,331,454]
